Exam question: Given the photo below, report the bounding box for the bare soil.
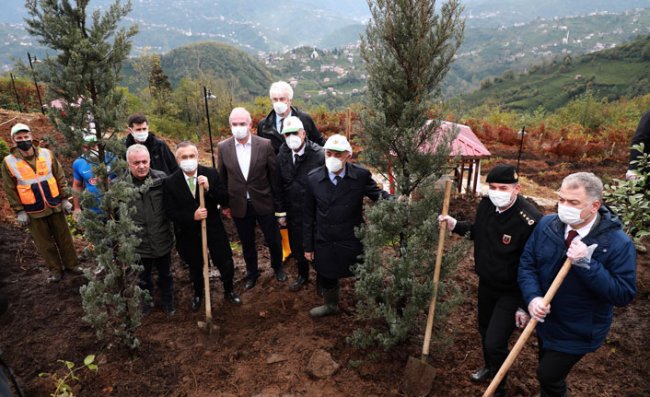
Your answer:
[0,110,648,396]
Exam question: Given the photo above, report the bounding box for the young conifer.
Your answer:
[351,0,467,349]
[25,0,145,349]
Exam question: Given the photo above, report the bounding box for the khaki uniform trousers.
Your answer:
[27,212,78,275]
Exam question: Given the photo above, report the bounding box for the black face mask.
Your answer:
[16,140,33,151]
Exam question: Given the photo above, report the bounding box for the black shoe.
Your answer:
[244,277,258,290]
[289,275,309,292]
[275,268,287,282]
[225,291,242,305]
[190,296,202,312]
[141,302,152,316]
[64,266,84,275]
[470,367,491,383]
[164,304,176,316]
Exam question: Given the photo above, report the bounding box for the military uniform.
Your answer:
[452,165,542,395]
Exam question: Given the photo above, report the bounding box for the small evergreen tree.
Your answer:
[350,0,467,350]
[25,0,146,349]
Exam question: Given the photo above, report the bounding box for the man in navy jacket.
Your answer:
[519,172,636,397]
[303,134,391,317]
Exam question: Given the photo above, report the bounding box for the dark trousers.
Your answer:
[287,219,309,278]
[537,346,584,397]
[138,252,174,307]
[28,211,78,274]
[233,201,283,280]
[178,232,235,298]
[319,275,339,289]
[477,282,520,391]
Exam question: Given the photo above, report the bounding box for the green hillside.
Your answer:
[121,42,274,99]
[460,35,650,112]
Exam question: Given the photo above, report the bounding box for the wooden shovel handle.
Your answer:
[199,185,212,325]
[422,179,453,358]
[483,258,573,397]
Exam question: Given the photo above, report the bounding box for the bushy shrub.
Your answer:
[0,138,9,162]
[604,144,650,245]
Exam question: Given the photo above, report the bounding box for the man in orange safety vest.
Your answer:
[2,123,81,283]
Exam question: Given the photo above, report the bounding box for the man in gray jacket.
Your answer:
[127,144,175,315]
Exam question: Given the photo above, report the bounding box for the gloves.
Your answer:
[515,307,530,329]
[62,199,73,214]
[437,214,457,231]
[16,211,30,226]
[625,170,638,181]
[528,297,550,323]
[567,238,598,269]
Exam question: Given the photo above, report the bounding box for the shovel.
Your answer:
[483,258,572,397]
[402,179,453,397]
[196,184,216,334]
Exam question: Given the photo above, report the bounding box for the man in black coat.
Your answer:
[257,81,325,154]
[125,113,178,175]
[303,134,390,317]
[277,116,325,291]
[126,144,175,315]
[163,141,241,311]
[439,164,542,397]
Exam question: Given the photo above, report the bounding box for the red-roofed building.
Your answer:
[388,120,490,196]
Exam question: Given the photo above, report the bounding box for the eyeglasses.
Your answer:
[283,131,299,136]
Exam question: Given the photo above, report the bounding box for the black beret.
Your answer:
[486,164,518,183]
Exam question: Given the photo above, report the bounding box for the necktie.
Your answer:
[279,118,284,133]
[334,176,342,186]
[565,229,579,248]
[293,153,299,165]
[188,176,195,197]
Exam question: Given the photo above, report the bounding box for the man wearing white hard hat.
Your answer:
[277,116,325,291]
[2,123,81,283]
[303,134,391,317]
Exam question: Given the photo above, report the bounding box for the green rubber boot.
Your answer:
[309,285,340,317]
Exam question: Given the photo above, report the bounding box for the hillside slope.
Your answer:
[460,34,650,111]
[121,41,274,98]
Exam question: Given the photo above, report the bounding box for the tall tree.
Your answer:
[25,0,146,349]
[148,55,172,115]
[351,0,467,349]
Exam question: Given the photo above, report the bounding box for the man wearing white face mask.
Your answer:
[303,134,391,317]
[438,164,542,396]
[164,141,241,311]
[518,172,636,397]
[257,81,325,154]
[125,113,178,175]
[277,116,325,291]
[218,107,287,291]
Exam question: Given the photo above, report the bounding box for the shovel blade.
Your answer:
[401,356,436,397]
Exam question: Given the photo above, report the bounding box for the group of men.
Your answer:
[1,80,390,320]
[1,80,641,396]
[440,165,637,396]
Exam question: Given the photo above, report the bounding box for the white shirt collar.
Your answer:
[183,170,198,181]
[277,110,293,131]
[293,144,306,157]
[235,135,251,147]
[565,213,598,239]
